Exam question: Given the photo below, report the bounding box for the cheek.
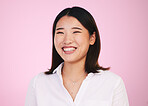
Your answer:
[75,36,90,46]
[54,35,63,47]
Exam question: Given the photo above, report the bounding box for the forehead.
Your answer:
[56,16,83,28]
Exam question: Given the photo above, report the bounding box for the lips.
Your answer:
[62,46,77,54]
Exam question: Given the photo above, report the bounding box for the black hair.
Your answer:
[45,6,110,74]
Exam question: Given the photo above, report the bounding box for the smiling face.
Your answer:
[54,16,95,64]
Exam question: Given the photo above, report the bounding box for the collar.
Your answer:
[53,62,64,74]
[53,62,64,83]
[53,62,102,83]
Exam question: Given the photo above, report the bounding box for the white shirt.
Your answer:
[25,63,129,106]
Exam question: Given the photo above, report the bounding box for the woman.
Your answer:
[25,6,129,106]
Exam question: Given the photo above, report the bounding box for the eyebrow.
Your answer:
[72,27,82,30]
[56,28,64,30]
[56,27,82,31]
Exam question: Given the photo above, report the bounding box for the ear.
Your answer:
[89,32,96,45]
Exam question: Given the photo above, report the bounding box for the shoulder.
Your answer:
[96,70,122,80]
[30,72,57,88]
[93,70,124,88]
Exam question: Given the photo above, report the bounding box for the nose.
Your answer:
[63,33,73,45]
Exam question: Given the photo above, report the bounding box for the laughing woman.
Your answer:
[25,6,129,106]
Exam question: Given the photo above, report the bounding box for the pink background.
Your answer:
[0,0,148,106]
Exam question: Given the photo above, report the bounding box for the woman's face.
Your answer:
[54,16,95,63]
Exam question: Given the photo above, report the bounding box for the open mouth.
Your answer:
[62,46,77,54]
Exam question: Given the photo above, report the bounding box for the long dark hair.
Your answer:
[45,6,110,74]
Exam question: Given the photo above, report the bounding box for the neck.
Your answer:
[62,61,87,80]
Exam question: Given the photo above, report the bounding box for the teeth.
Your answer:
[63,48,76,52]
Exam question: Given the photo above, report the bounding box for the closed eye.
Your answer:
[56,32,64,34]
[73,31,81,34]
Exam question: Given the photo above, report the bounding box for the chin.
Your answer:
[63,56,86,64]
[63,58,77,63]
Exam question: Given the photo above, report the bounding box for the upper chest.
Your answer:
[35,74,115,106]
